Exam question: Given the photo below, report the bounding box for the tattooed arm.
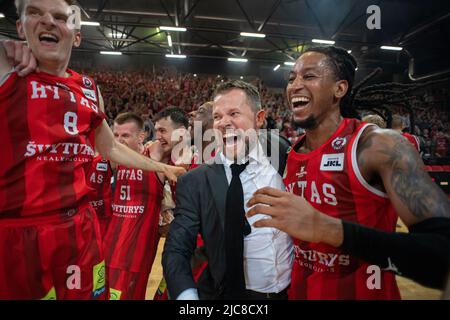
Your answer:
[357,127,450,225]
[248,126,450,288]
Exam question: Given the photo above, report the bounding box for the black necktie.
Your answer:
[224,162,250,299]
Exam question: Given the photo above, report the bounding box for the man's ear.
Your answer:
[255,109,266,129]
[73,31,81,48]
[335,79,349,99]
[138,131,146,144]
[16,19,26,40]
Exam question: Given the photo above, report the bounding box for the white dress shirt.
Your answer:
[220,142,293,294]
[177,142,293,299]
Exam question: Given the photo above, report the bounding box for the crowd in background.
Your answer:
[88,67,449,162]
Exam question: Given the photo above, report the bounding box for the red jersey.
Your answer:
[85,155,113,220]
[401,132,420,151]
[103,166,163,272]
[284,118,400,300]
[0,70,104,218]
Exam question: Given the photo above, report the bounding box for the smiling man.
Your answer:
[163,80,293,300]
[103,112,168,300]
[0,0,184,300]
[247,46,450,299]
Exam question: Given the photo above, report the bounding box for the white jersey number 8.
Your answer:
[64,112,79,135]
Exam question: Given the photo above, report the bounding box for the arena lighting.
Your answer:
[100,51,122,55]
[159,26,187,32]
[165,54,187,59]
[240,32,266,38]
[228,57,248,63]
[193,74,197,77]
[81,21,100,26]
[284,61,295,66]
[0,13,5,18]
[167,34,173,47]
[380,45,403,51]
[312,39,335,45]
[240,76,244,79]
[108,32,124,37]
[347,50,352,54]
[273,64,281,71]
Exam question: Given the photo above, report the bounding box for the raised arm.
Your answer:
[94,120,185,183]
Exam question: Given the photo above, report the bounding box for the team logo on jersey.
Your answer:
[295,166,307,179]
[96,162,108,172]
[82,76,93,88]
[81,87,97,101]
[320,153,344,171]
[331,137,346,150]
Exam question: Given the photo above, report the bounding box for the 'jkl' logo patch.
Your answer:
[320,153,344,171]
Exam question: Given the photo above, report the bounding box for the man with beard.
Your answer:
[163,80,293,300]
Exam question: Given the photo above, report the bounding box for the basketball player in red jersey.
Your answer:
[85,153,114,237]
[104,111,187,300]
[153,103,214,300]
[0,0,184,300]
[247,46,450,299]
[391,114,420,151]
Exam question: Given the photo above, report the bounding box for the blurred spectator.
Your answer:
[362,114,387,128]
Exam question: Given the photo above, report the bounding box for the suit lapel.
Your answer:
[206,163,228,230]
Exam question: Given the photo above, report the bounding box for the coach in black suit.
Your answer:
[162,80,292,300]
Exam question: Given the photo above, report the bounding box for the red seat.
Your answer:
[441,165,450,172]
[431,166,444,172]
[424,165,433,171]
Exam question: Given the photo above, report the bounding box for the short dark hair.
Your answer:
[153,106,189,129]
[15,0,75,16]
[213,80,262,113]
[114,112,144,131]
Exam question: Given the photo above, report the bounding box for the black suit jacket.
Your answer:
[162,132,290,299]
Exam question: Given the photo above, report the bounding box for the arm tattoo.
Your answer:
[379,132,450,219]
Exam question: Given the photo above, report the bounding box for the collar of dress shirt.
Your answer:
[219,139,270,172]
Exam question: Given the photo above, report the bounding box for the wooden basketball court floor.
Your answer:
[145,221,443,300]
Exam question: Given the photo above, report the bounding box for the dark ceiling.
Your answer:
[1,0,450,80]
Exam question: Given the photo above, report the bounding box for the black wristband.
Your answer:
[340,218,450,289]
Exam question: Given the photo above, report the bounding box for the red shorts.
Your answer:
[0,204,106,300]
[107,267,149,300]
[98,216,111,239]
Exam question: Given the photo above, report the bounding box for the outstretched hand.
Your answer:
[163,164,186,184]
